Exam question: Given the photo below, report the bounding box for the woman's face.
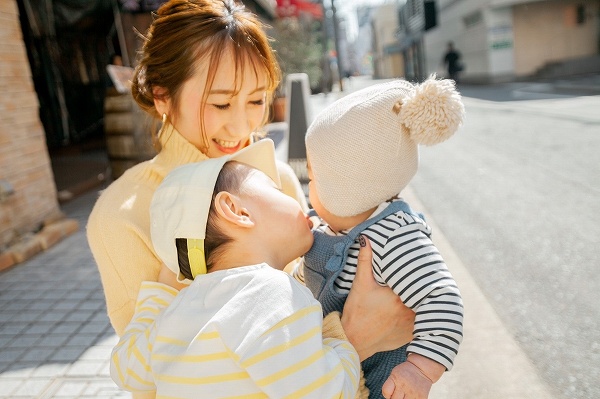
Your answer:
[159,49,268,158]
[241,169,314,268]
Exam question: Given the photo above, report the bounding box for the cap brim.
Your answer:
[229,139,281,188]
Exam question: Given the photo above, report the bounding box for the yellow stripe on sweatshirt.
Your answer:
[151,351,230,362]
[263,305,321,335]
[242,325,321,368]
[284,362,344,399]
[256,348,324,386]
[156,370,250,384]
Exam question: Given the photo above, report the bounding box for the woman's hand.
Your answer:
[157,264,188,291]
[341,236,415,361]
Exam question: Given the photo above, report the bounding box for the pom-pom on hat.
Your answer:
[305,75,464,217]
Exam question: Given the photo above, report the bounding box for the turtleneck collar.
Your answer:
[152,122,209,176]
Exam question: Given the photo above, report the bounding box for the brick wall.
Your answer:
[0,0,61,251]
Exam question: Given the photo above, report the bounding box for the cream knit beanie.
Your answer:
[305,75,464,217]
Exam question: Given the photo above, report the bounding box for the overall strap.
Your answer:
[303,200,424,316]
[323,199,422,276]
[344,199,421,243]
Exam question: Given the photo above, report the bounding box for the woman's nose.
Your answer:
[226,109,251,138]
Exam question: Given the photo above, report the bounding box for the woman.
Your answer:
[87,1,414,398]
[88,0,300,337]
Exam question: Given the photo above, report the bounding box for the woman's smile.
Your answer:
[213,138,243,154]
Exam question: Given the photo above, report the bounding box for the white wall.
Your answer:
[486,6,515,77]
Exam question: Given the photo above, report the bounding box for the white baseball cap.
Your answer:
[150,139,281,283]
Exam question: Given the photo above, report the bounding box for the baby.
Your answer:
[298,76,466,399]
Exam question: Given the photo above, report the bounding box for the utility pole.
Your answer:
[330,0,344,91]
[319,0,331,94]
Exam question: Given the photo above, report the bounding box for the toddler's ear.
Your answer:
[214,192,254,228]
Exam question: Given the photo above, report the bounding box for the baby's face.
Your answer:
[241,169,314,267]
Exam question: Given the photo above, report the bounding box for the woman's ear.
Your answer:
[214,192,254,229]
[152,86,170,117]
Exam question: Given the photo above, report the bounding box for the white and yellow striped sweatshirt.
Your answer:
[111,264,364,399]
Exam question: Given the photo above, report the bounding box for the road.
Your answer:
[408,84,600,399]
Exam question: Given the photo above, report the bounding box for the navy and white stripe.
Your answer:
[304,200,463,370]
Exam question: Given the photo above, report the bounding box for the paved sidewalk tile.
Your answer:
[0,189,127,399]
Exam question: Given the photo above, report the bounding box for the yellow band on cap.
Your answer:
[187,238,207,277]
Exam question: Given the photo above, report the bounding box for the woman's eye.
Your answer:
[250,99,265,106]
[213,104,230,110]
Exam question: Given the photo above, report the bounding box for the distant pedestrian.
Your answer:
[443,41,463,83]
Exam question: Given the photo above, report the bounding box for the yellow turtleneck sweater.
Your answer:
[87,123,308,337]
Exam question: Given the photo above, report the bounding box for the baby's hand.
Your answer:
[381,361,433,399]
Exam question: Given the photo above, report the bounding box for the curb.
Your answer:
[0,218,79,272]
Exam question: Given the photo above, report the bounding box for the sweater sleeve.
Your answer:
[375,219,464,370]
[86,177,163,336]
[237,303,361,398]
[110,282,178,392]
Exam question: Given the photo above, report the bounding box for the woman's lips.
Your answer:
[213,139,242,154]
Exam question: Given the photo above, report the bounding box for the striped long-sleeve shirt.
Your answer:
[110,264,362,399]
[296,200,464,370]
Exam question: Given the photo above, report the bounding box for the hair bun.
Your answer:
[399,74,465,146]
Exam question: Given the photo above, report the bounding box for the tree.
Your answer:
[270,17,323,95]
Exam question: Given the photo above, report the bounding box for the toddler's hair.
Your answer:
[175,161,253,279]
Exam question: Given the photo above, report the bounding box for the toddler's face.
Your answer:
[241,169,314,267]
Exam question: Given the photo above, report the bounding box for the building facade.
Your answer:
[0,0,63,268]
[392,0,600,83]
[371,3,405,79]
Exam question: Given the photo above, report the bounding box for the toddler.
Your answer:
[110,140,378,398]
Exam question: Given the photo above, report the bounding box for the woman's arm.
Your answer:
[87,181,163,336]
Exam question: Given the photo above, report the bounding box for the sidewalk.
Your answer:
[0,188,126,398]
[1,75,584,398]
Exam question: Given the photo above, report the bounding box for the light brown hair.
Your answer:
[131,0,281,151]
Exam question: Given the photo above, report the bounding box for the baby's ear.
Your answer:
[214,192,254,228]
